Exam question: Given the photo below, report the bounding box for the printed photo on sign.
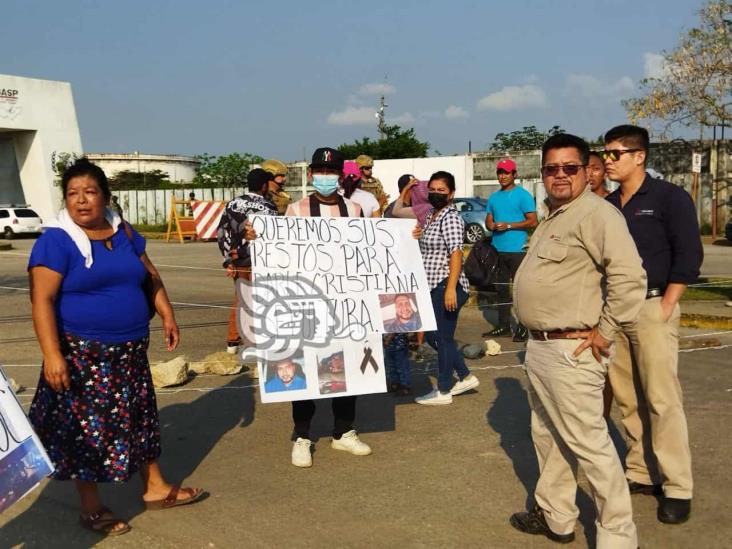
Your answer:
[262,351,307,394]
[379,293,422,333]
[0,365,54,514]
[317,349,347,395]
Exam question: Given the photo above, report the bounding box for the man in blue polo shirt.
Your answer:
[483,158,538,341]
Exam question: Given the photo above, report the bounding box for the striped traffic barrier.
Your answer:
[191,200,226,241]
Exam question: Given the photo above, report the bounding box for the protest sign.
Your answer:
[237,217,435,403]
[0,366,54,514]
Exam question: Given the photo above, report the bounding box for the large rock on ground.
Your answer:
[151,356,189,388]
[190,352,244,376]
[462,344,485,359]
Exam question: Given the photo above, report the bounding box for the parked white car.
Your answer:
[0,206,43,239]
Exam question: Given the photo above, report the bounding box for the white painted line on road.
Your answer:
[680,344,732,353]
[0,285,28,291]
[680,330,732,338]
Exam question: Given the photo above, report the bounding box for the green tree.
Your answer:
[109,169,171,190]
[51,151,80,177]
[193,152,263,187]
[338,124,430,159]
[489,125,564,152]
[623,0,732,134]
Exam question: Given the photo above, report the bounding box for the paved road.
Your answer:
[701,243,732,276]
[0,238,731,548]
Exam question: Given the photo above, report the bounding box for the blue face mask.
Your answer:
[312,174,339,196]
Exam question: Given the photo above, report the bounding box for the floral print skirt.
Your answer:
[29,333,161,482]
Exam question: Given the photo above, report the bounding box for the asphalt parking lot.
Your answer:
[1,238,731,548]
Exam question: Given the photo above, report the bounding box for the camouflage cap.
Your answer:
[355,154,374,168]
[261,159,288,176]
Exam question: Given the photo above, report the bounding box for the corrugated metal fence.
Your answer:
[115,187,245,225]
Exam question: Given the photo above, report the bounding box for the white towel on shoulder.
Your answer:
[44,207,123,269]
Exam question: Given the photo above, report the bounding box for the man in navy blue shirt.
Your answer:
[604,125,703,525]
[483,159,538,341]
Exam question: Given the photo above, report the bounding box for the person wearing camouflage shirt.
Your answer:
[261,158,291,215]
[355,155,388,211]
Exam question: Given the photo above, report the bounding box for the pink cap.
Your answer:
[497,158,517,172]
[343,160,361,179]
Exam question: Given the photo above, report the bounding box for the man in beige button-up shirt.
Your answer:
[509,134,646,549]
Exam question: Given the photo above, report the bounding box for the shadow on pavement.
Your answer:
[487,376,599,547]
[0,372,256,548]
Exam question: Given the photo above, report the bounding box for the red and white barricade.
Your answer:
[191,200,226,240]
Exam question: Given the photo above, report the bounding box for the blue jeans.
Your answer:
[426,280,470,393]
[384,333,411,387]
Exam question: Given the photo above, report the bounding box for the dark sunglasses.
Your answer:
[541,164,584,177]
[602,149,641,161]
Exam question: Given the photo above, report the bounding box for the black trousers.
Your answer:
[292,395,357,439]
[496,252,526,328]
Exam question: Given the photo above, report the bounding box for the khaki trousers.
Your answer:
[525,338,637,549]
[609,297,692,499]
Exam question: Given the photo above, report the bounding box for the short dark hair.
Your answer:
[428,170,455,192]
[541,134,590,165]
[588,151,603,162]
[247,168,272,193]
[604,124,649,153]
[61,158,111,200]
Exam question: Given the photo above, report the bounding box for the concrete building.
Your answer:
[0,74,83,221]
[86,152,199,183]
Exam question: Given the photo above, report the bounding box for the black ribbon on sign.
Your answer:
[359,346,379,374]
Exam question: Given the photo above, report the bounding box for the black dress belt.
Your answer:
[646,288,665,299]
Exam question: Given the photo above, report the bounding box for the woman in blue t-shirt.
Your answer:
[27,159,204,536]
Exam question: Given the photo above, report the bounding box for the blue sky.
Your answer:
[2,0,705,160]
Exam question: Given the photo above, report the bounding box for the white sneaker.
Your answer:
[331,430,372,456]
[415,388,453,405]
[291,438,312,467]
[451,374,480,396]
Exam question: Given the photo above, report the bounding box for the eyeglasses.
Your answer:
[602,149,641,161]
[541,164,584,177]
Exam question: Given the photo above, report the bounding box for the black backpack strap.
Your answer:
[309,196,322,217]
[336,195,350,217]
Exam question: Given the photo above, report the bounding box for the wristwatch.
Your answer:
[507,224,512,230]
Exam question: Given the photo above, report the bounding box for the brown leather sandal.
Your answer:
[144,485,205,510]
[79,506,131,536]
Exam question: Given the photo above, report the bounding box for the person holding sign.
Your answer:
[217,168,280,354]
[414,171,480,405]
[286,149,371,466]
[27,159,204,537]
[247,147,368,467]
